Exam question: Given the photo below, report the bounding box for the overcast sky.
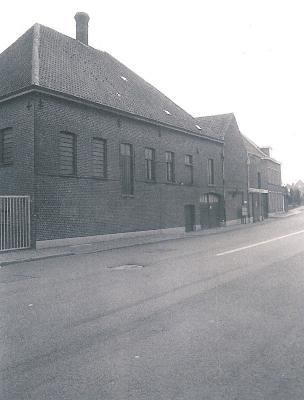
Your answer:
[1,0,303,184]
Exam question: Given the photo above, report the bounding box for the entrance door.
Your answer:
[200,194,221,229]
[184,205,195,232]
[208,194,220,228]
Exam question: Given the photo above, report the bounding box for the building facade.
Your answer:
[197,114,249,225]
[197,114,285,224]
[0,14,286,251]
[242,136,284,221]
[262,150,285,215]
[0,17,226,250]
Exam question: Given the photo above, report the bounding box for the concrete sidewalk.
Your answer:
[1,207,302,267]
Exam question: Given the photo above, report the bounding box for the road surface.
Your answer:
[1,212,304,399]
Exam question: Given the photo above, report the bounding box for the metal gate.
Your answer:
[0,196,31,251]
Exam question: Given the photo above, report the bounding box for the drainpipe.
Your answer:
[221,148,226,225]
[246,155,250,223]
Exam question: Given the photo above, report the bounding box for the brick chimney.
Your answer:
[74,12,90,45]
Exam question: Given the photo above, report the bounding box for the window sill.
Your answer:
[122,194,135,199]
[145,180,157,184]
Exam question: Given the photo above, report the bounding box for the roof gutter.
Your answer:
[0,86,224,144]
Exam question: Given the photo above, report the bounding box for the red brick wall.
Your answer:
[34,95,224,240]
[248,155,267,190]
[223,117,248,221]
[0,95,35,196]
[265,158,284,213]
[0,94,36,245]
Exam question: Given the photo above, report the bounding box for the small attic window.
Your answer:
[195,124,202,130]
[163,109,172,115]
[120,76,128,81]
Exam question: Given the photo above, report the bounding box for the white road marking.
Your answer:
[216,229,304,256]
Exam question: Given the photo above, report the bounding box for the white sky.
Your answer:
[1,0,303,184]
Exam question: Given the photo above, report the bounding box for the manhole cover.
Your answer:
[107,264,144,270]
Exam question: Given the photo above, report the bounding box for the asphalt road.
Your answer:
[1,213,304,400]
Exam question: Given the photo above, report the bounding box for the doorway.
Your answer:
[184,205,195,232]
[200,194,221,229]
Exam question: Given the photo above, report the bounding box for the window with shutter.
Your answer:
[92,138,106,177]
[0,128,14,165]
[59,132,76,175]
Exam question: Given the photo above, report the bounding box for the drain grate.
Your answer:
[107,264,144,270]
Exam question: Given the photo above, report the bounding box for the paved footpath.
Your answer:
[1,207,303,267]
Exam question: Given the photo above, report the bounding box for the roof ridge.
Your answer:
[195,113,235,139]
[0,23,221,138]
[197,112,234,119]
[31,23,40,85]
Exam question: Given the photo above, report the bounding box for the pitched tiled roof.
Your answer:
[0,24,220,139]
[0,26,34,97]
[241,134,280,164]
[241,134,266,157]
[196,113,235,140]
[196,113,281,164]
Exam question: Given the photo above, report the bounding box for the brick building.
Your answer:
[0,14,286,251]
[197,114,285,223]
[259,147,285,215]
[196,114,249,224]
[0,14,227,250]
[242,135,284,221]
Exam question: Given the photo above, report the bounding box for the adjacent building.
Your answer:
[196,114,249,225]
[197,114,285,224]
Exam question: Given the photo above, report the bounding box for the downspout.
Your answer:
[221,146,226,225]
[246,155,250,222]
[31,23,40,248]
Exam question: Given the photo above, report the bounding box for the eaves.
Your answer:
[0,85,224,145]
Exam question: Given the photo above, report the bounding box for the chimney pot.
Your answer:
[74,12,90,45]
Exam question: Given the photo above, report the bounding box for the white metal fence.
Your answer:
[0,196,31,252]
